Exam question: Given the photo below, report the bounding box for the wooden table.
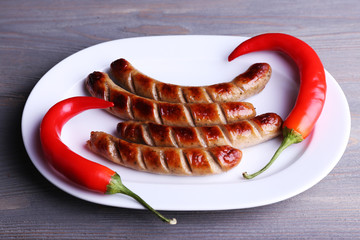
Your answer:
[1,0,359,239]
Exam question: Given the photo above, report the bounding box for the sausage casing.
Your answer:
[87,131,242,175]
[110,58,271,103]
[117,113,282,149]
[86,71,256,126]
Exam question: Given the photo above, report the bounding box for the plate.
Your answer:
[21,35,351,211]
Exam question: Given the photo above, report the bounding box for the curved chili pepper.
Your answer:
[40,96,176,224]
[228,33,326,179]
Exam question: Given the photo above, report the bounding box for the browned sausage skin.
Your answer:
[117,113,282,149]
[87,131,242,175]
[86,71,256,126]
[110,58,271,103]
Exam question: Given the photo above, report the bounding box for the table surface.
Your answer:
[1,0,359,239]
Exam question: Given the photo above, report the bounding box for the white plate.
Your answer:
[22,35,350,211]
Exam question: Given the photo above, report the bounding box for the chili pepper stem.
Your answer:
[243,127,304,179]
[106,173,177,225]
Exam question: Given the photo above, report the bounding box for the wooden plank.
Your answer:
[0,0,359,239]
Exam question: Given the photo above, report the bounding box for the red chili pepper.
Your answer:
[40,96,176,224]
[228,33,327,179]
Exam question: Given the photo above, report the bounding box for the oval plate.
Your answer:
[22,35,350,211]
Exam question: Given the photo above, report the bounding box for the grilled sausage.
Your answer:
[87,131,242,175]
[86,71,256,126]
[110,58,271,103]
[116,113,282,149]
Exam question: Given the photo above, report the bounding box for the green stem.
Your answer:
[243,127,304,179]
[106,173,177,225]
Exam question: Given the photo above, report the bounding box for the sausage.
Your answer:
[110,58,271,103]
[86,71,256,126]
[116,113,282,149]
[87,131,242,175]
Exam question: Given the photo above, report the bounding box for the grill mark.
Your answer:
[127,92,135,120]
[141,123,155,146]
[218,125,233,146]
[183,105,196,127]
[181,150,193,174]
[179,87,187,103]
[153,102,162,124]
[194,127,208,147]
[168,128,179,148]
[159,150,170,173]
[204,87,216,103]
[155,84,161,102]
[153,85,164,125]
[129,72,136,94]
[217,103,229,125]
[139,149,147,170]
[203,88,214,103]
[152,83,159,101]
[114,139,124,164]
[207,149,223,172]
[247,119,264,139]
[156,103,164,125]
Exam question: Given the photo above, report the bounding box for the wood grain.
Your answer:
[0,0,359,239]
